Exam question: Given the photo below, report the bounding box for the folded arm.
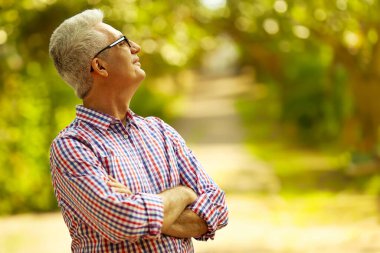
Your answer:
[108,177,200,233]
[109,179,207,238]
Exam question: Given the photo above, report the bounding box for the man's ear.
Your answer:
[91,58,108,77]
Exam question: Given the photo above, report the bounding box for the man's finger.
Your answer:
[111,187,132,194]
[107,180,132,194]
[109,176,118,182]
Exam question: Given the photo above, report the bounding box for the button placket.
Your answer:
[123,125,143,166]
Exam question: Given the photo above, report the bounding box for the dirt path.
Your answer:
[173,73,280,194]
[1,74,380,253]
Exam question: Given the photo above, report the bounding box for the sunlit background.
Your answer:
[1,0,380,252]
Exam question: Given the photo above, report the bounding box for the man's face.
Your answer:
[94,22,146,90]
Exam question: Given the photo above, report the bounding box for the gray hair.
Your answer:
[49,9,106,98]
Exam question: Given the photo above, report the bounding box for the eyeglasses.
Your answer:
[94,35,131,57]
[90,35,132,72]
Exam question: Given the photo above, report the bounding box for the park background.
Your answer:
[1,0,380,252]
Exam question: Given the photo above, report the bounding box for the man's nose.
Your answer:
[130,40,141,54]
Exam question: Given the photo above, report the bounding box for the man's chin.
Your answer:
[134,69,146,84]
[138,69,146,80]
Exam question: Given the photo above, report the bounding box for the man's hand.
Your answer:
[107,176,132,194]
[163,209,208,238]
[158,186,197,233]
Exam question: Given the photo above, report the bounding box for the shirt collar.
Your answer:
[126,109,139,129]
[76,105,138,130]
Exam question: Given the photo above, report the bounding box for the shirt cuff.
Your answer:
[137,193,164,239]
[188,194,217,241]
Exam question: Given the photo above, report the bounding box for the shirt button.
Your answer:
[139,163,143,168]
[123,134,128,139]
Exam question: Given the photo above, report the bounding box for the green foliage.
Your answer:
[226,0,380,161]
[280,47,350,142]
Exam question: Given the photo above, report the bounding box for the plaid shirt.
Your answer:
[50,105,228,252]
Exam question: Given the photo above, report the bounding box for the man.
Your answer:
[48,9,228,252]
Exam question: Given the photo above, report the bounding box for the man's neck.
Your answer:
[83,93,131,126]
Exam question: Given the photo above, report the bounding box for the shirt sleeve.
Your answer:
[50,135,164,243]
[162,120,229,241]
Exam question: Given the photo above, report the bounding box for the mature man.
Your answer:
[48,9,228,252]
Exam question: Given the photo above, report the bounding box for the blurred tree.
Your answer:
[200,0,380,157]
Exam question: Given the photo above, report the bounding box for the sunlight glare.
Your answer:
[343,31,361,49]
[263,19,279,35]
[292,25,310,39]
[0,30,7,45]
[274,0,288,14]
[200,0,226,10]
[160,44,187,66]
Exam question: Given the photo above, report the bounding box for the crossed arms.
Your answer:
[108,177,208,238]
